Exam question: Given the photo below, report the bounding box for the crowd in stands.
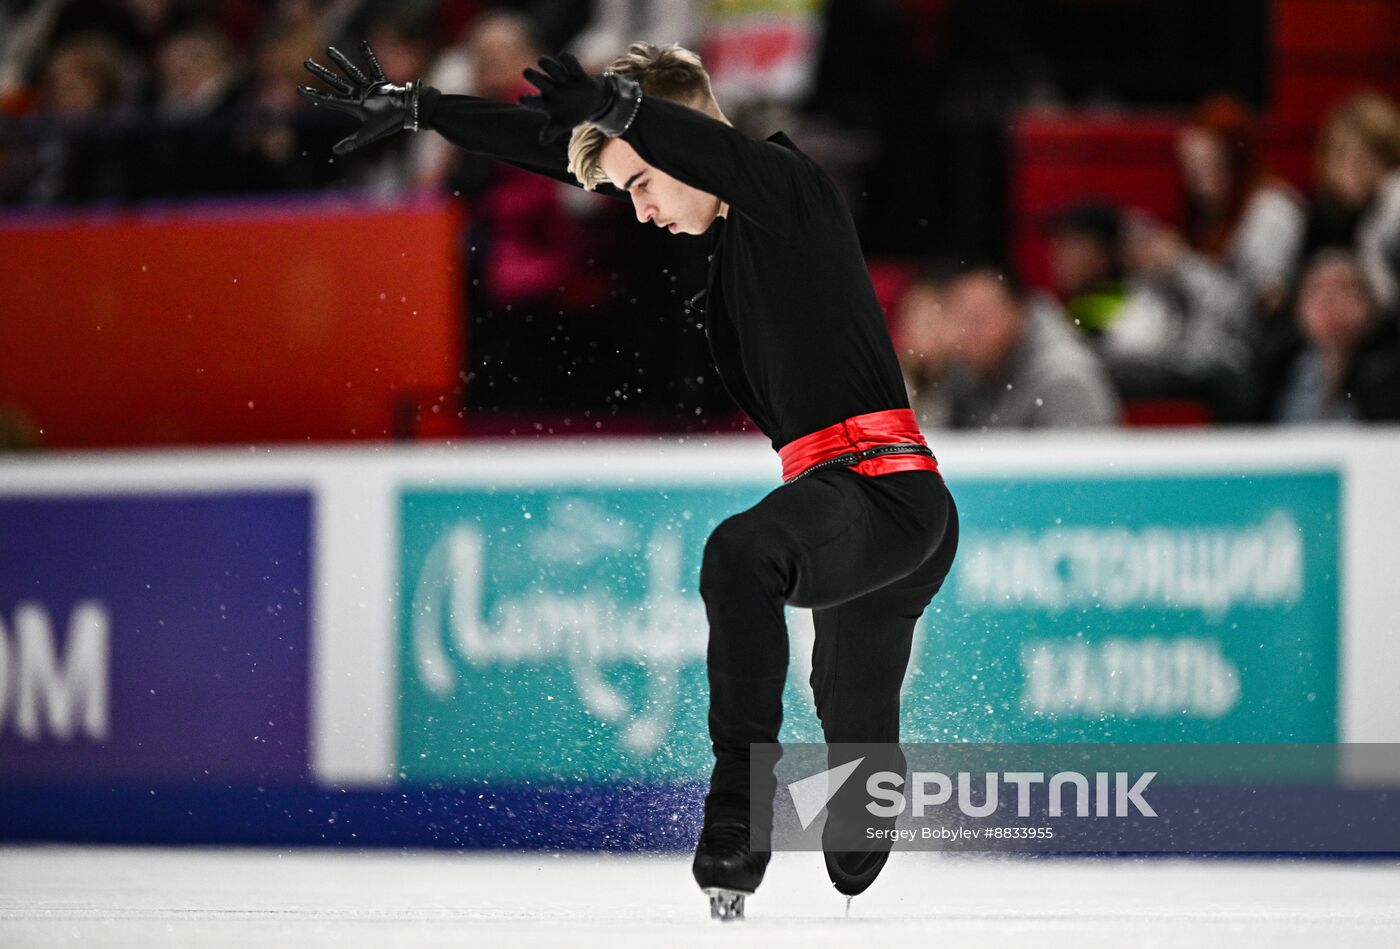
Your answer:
[0,0,765,426]
[2,1,1397,431]
[895,91,1400,428]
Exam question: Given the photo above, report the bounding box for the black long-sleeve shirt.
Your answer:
[419,88,913,450]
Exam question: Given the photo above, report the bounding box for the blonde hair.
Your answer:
[566,42,717,191]
[1319,90,1400,172]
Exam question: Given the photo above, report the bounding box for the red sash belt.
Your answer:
[778,407,939,484]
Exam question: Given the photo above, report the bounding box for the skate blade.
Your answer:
[703,886,748,921]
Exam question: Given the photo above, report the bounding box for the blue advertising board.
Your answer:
[0,492,312,785]
[396,470,1340,787]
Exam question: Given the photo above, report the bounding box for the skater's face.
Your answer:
[598,137,724,236]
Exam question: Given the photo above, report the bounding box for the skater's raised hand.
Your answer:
[519,52,642,144]
[298,40,422,156]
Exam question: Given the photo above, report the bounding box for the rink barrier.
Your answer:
[5,782,1399,854]
[2,429,1398,847]
[0,782,706,850]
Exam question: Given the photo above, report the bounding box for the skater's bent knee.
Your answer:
[699,517,787,596]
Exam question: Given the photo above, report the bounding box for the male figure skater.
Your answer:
[301,40,958,920]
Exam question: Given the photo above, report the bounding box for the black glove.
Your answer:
[297,41,421,156]
[519,52,642,144]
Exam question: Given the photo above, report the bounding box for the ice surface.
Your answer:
[2,847,1398,947]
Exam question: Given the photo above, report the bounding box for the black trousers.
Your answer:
[697,465,959,823]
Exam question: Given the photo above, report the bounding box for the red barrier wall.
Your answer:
[0,197,463,448]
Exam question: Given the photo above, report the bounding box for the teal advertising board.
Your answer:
[398,471,1339,783]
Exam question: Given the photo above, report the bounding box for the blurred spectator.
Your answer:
[44,0,204,89]
[2,0,70,110]
[893,263,958,428]
[1248,92,1400,420]
[155,24,238,118]
[1048,199,1252,419]
[1112,208,1253,418]
[440,9,592,414]
[1343,308,1400,423]
[468,9,537,98]
[1276,250,1381,423]
[44,29,131,115]
[1303,91,1400,306]
[131,24,245,197]
[0,34,133,204]
[1047,200,1128,334]
[703,0,817,112]
[570,0,705,73]
[897,263,1120,429]
[233,22,342,192]
[1178,94,1304,316]
[458,10,579,305]
[415,8,542,189]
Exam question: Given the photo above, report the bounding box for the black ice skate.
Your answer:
[822,808,895,899]
[823,846,890,898]
[692,815,770,921]
[821,747,904,902]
